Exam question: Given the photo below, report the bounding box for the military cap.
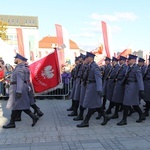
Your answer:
[75,56,79,61]
[14,53,28,61]
[112,57,118,62]
[86,52,95,58]
[138,57,145,62]
[127,54,138,60]
[104,57,111,61]
[119,56,127,61]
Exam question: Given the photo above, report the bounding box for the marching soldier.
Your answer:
[3,53,39,129]
[110,56,128,119]
[117,54,145,126]
[15,60,44,121]
[77,52,109,128]
[73,55,88,121]
[143,56,150,117]
[68,54,84,116]
[101,57,112,110]
[67,57,79,111]
[96,57,112,119]
[138,57,147,77]
[105,57,120,114]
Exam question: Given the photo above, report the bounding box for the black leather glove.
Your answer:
[16,92,22,99]
[97,91,103,98]
[139,90,145,99]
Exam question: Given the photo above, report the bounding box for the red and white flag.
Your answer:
[29,49,61,94]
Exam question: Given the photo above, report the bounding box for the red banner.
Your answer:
[55,24,65,67]
[16,28,25,56]
[101,21,111,58]
[29,50,61,93]
[117,48,132,59]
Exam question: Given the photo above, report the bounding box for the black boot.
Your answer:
[143,102,150,117]
[110,103,120,119]
[77,109,95,128]
[73,106,85,121]
[102,96,106,110]
[117,105,128,126]
[68,100,79,116]
[67,100,75,111]
[3,110,17,129]
[106,101,114,114]
[97,107,110,126]
[23,110,39,127]
[133,106,146,123]
[15,110,22,121]
[31,104,44,117]
[96,113,102,120]
[127,106,135,116]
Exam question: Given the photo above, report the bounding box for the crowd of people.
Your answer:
[67,52,150,127]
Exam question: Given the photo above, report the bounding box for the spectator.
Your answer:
[0,62,5,96]
[0,57,5,65]
[61,66,71,96]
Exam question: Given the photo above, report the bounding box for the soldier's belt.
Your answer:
[126,79,137,83]
[10,81,27,85]
[144,78,150,81]
[87,80,96,84]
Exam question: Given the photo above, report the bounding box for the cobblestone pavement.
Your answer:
[0,99,150,150]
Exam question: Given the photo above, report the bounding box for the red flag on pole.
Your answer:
[16,28,25,56]
[55,24,65,67]
[29,50,61,93]
[117,48,132,59]
[101,21,111,58]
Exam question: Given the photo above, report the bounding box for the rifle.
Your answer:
[113,65,123,82]
[0,74,11,82]
[121,66,132,86]
[83,65,90,86]
[106,66,114,80]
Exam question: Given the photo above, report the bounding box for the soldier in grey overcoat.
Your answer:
[77,52,109,128]
[73,56,88,121]
[67,57,79,111]
[101,57,112,109]
[3,53,38,129]
[15,61,44,121]
[110,56,127,119]
[68,54,84,116]
[117,54,145,126]
[105,57,120,114]
[143,56,150,117]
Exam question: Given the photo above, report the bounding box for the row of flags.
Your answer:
[15,21,132,94]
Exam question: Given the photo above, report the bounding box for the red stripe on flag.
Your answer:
[16,28,25,56]
[101,21,111,58]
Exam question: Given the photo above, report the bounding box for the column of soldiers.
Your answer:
[67,53,150,127]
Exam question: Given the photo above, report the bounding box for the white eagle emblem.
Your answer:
[41,65,54,79]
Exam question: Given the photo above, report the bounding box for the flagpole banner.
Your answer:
[29,50,61,94]
[16,28,25,56]
[55,24,65,67]
[101,21,111,58]
[117,48,132,59]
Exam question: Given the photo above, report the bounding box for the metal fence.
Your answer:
[0,78,72,100]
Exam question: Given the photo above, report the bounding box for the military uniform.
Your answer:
[102,57,112,109]
[77,52,109,128]
[117,54,145,126]
[143,57,150,116]
[3,53,38,129]
[105,57,120,114]
[110,56,128,119]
